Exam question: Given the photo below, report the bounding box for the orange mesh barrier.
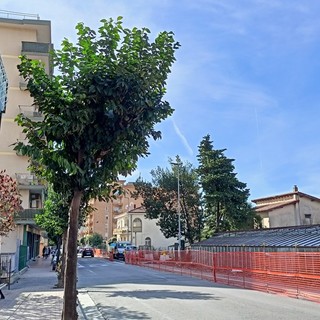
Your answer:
[125,250,320,303]
[93,248,114,260]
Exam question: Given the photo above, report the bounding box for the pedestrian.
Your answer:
[42,246,46,258]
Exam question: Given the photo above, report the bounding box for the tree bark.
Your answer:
[56,231,67,288]
[62,190,82,320]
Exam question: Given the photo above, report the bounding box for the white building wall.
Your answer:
[130,213,176,249]
[0,229,18,253]
[268,204,296,228]
[298,197,320,225]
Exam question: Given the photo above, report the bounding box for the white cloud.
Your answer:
[171,119,194,156]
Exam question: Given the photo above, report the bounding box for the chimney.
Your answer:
[293,185,298,192]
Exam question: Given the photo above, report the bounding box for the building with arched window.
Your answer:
[114,206,176,250]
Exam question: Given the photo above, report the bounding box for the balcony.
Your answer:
[113,227,128,234]
[15,138,29,156]
[21,41,53,55]
[19,105,43,120]
[19,80,28,91]
[14,208,43,225]
[15,173,46,190]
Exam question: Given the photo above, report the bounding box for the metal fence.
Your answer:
[125,249,320,303]
[0,255,12,288]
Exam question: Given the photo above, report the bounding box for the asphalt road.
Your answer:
[77,257,320,320]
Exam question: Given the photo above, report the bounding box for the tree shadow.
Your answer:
[82,288,220,320]
[83,304,151,320]
[0,292,63,319]
[90,288,220,301]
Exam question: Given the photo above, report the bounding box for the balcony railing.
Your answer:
[19,105,43,120]
[15,173,45,189]
[19,81,27,90]
[0,10,39,20]
[21,41,52,54]
[15,139,28,156]
[14,208,43,224]
[113,227,128,234]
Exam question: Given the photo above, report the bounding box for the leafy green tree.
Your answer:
[86,232,104,247]
[197,135,257,237]
[80,237,86,246]
[35,186,69,287]
[15,17,179,319]
[134,157,204,245]
[35,186,68,248]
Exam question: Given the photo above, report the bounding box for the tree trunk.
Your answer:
[216,202,220,232]
[62,190,82,320]
[56,231,67,288]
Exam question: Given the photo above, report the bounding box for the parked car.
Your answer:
[125,245,137,252]
[114,241,131,259]
[81,247,94,258]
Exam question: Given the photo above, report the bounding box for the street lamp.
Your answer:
[171,162,181,251]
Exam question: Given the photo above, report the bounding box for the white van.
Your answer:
[114,241,131,259]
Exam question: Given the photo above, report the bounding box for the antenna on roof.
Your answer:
[0,10,40,20]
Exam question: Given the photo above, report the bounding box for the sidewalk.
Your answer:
[0,257,85,320]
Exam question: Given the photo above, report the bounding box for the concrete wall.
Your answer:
[298,197,320,225]
[268,204,296,228]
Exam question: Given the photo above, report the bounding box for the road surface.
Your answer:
[77,257,320,320]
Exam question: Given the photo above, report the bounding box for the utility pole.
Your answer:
[171,162,181,252]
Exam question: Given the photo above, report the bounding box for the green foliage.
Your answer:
[14,17,180,200]
[134,156,204,245]
[80,237,86,246]
[35,186,69,244]
[197,135,258,237]
[14,18,179,319]
[86,232,104,247]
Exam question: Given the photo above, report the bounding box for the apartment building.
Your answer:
[81,180,177,249]
[0,12,52,271]
[80,181,143,243]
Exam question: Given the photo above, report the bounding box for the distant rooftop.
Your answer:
[0,10,39,20]
[194,224,320,248]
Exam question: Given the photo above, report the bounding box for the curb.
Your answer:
[78,290,105,320]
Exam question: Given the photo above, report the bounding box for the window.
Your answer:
[145,237,151,247]
[304,214,312,225]
[132,218,142,232]
[30,193,42,208]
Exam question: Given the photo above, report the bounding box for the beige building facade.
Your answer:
[252,185,320,228]
[81,180,177,249]
[0,13,52,270]
[81,181,143,242]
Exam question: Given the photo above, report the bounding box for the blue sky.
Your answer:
[2,1,320,201]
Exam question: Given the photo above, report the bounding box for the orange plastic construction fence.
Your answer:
[125,249,320,303]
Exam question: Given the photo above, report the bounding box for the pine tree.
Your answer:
[197,135,256,237]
